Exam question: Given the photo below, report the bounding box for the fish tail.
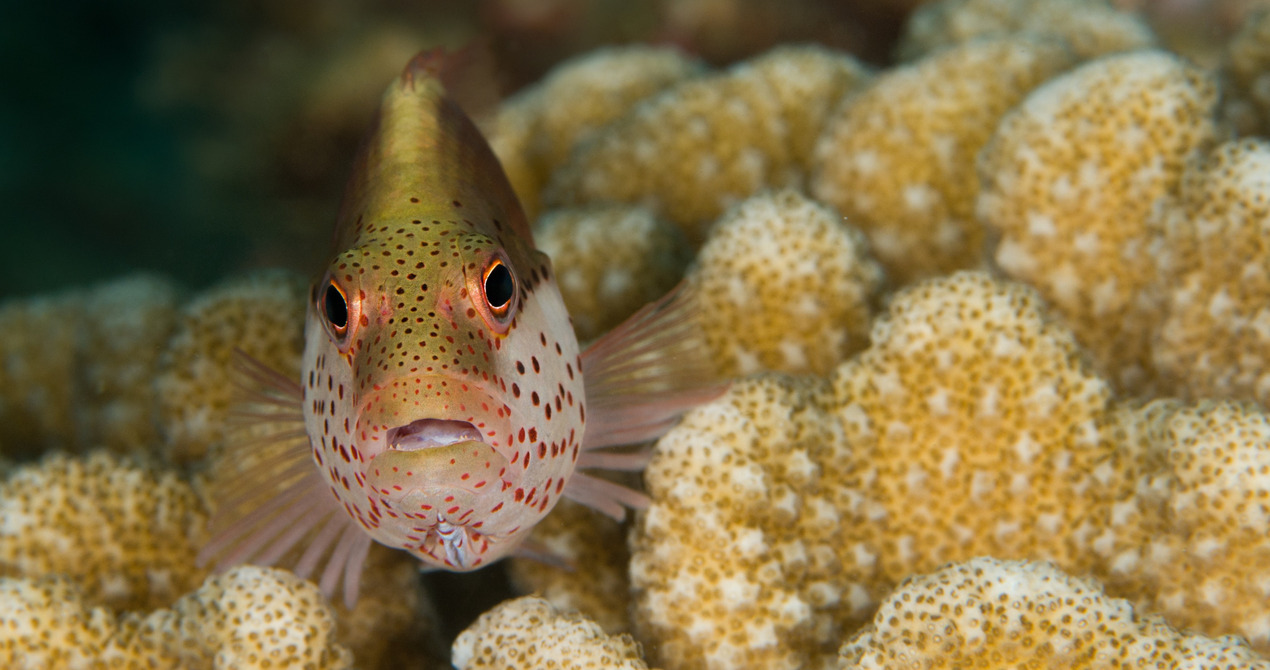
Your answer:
[198,349,371,607]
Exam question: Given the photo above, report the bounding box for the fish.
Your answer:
[197,48,722,606]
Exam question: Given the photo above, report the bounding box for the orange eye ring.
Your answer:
[482,259,515,319]
[321,279,350,339]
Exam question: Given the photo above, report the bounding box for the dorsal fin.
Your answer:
[331,45,530,253]
[403,42,500,120]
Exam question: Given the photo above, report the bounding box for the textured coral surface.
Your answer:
[839,557,1270,669]
[978,49,1219,394]
[812,35,1076,284]
[451,596,651,670]
[1152,139,1270,406]
[688,189,883,377]
[4,0,1270,667]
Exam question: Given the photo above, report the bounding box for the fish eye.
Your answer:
[482,260,515,318]
[322,280,349,336]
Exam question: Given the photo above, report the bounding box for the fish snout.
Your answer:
[360,374,513,450]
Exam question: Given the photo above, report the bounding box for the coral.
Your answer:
[1096,400,1270,650]
[826,271,1121,582]
[534,204,693,341]
[1222,10,1270,136]
[0,567,353,669]
[633,271,1270,665]
[151,566,353,670]
[630,373,854,670]
[811,36,1076,284]
[838,557,1270,669]
[156,270,306,464]
[507,498,633,633]
[897,0,1156,62]
[331,545,444,670]
[629,271,1122,668]
[0,288,80,460]
[977,50,1220,393]
[544,45,871,244]
[0,275,179,460]
[451,595,651,670]
[0,451,208,612]
[687,189,883,377]
[0,575,118,669]
[1152,139,1270,405]
[487,46,704,219]
[76,277,182,455]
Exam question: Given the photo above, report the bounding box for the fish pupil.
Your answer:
[485,263,513,309]
[324,282,348,330]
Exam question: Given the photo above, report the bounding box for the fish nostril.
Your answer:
[386,419,483,451]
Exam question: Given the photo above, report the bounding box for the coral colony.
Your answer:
[3,0,1270,668]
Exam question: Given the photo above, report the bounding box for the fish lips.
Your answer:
[386,418,484,451]
[363,374,513,453]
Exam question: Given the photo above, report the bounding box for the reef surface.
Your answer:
[3,1,1270,668]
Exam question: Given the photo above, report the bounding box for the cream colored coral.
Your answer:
[632,273,1123,669]
[487,46,703,219]
[0,275,178,460]
[0,567,353,669]
[156,270,306,463]
[1222,10,1270,136]
[508,498,634,633]
[0,451,208,612]
[535,204,693,341]
[0,576,117,669]
[688,189,883,377]
[0,287,80,459]
[1152,139,1270,406]
[332,544,443,670]
[1094,400,1270,652]
[829,271,1119,581]
[159,566,352,669]
[452,595,650,670]
[898,0,1156,62]
[811,36,1075,284]
[631,373,862,670]
[977,50,1219,393]
[838,557,1270,669]
[77,276,180,455]
[545,45,871,244]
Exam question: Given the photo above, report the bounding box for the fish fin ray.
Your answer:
[512,538,577,571]
[562,471,651,521]
[198,351,371,605]
[575,446,652,471]
[580,281,726,451]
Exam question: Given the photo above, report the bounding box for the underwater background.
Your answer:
[0,0,929,301]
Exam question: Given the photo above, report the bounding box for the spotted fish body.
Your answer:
[201,51,719,604]
[304,64,584,570]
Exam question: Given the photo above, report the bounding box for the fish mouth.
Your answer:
[385,419,486,451]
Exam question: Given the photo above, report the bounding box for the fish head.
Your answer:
[300,64,586,569]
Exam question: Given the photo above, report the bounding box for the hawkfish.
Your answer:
[197,49,721,606]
